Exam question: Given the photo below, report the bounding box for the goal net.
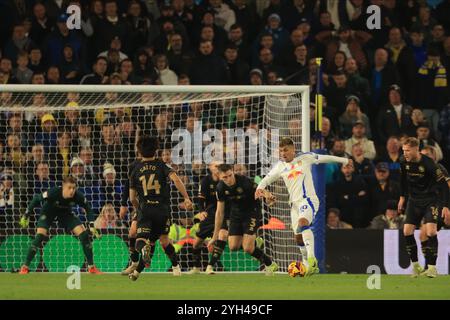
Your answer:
[0,85,310,273]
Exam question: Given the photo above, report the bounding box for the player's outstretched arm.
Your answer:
[19,193,47,228]
[256,163,283,193]
[312,154,350,165]
[169,172,193,210]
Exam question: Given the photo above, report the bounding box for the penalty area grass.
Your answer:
[0,273,449,300]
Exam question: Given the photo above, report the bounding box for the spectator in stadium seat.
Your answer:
[28,47,45,72]
[326,208,353,230]
[3,24,35,64]
[405,108,427,137]
[416,121,443,162]
[29,2,55,47]
[35,114,58,155]
[4,134,25,171]
[230,0,260,42]
[368,200,405,230]
[25,144,46,181]
[98,37,129,63]
[33,162,55,194]
[95,163,123,211]
[116,116,137,161]
[436,0,450,34]
[414,46,448,139]
[323,71,351,116]
[60,44,82,84]
[50,131,73,183]
[326,50,346,75]
[13,51,33,84]
[0,58,18,83]
[46,65,61,84]
[344,58,371,113]
[249,68,263,85]
[327,162,370,228]
[30,71,45,84]
[442,37,450,78]
[118,58,135,84]
[430,24,446,54]
[280,0,314,32]
[367,162,401,222]
[0,173,15,212]
[43,13,85,67]
[375,136,402,182]
[411,5,437,44]
[315,25,371,73]
[376,84,413,144]
[166,33,194,77]
[224,43,249,85]
[4,113,27,151]
[254,47,284,81]
[154,54,178,85]
[189,40,229,85]
[344,120,376,160]
[80,56,109,84]
[132,48,157,84]
[366,48,400,109]
[199,25,225,56]
[257,14,289,58]
[208,0,236,32]
[125,0,156,55]
[253,33,275,66]
[339,95,372,139]
[285,44,309,85]
[350,143,374,181]
[384,27,416,102]
[94,0,129,55]
[228,24,250,62]
[79,146,97,178]
[94,203,122,229]
[408,28,427,69]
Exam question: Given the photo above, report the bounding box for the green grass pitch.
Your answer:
[1,273,450,300]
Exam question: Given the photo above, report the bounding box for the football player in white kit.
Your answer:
[255,137,351,275]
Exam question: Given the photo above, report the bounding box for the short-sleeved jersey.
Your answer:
[400,154,448,204]
[129,158,174,206]
[33,187,91,216]
[216,175,258,219]
[198,174,219,212]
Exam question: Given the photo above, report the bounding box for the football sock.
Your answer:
[163,243,179,267]
[298,245,308,262]
[192,247,202,268]
[427,235,438,266]
[79,231,94,266]
[129,237,139,263]
[209,240,226,266]
[421,240,430,269]
[25,233,46,266]
[405,234,418,262]
[251,247,272,266]
[301,227,315,259]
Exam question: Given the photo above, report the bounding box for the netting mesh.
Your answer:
[0,87,305,273]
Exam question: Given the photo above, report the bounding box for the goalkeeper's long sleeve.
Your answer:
[26,194,45,216]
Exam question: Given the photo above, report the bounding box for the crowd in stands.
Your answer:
[0,0,450,231]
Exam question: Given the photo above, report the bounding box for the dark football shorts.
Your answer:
[405,199,440,226]
[196,207,230,239]
[137,204,171,242]
[228,214,259,237]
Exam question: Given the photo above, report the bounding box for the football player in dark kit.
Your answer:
[188,161,229,275]
[19,176,102,274]
[398,138,450,278]
[128,136,193,281]
[210,164,278,275]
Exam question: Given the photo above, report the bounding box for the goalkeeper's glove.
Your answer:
[19,210,30,228]
[89,222,101,239]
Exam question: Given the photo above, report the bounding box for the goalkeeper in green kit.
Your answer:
[19,176,103,274]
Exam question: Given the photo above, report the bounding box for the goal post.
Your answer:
[0,84,319,273]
